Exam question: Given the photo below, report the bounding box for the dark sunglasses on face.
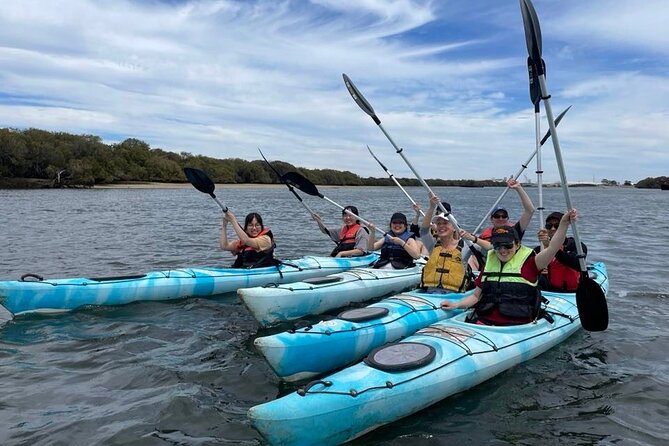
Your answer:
[492,213,508,219]
[545,222,559,230]
[493,242,514,250]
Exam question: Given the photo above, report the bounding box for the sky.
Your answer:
[0,0,667,183]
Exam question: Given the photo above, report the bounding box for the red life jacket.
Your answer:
[232,228,276,268]
[330,223,363,257]
[547,248,580,292]
[479,227,493,241]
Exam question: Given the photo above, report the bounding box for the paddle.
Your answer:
[258,148,320,217]
[367,145,425,218]
[342,73,464,234]
[520,0,608,331]
[471,106,571,235]
[529,57,546,226]
[281,171,387,236]
[183,167,228,212]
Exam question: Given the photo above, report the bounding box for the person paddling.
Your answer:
[441,209,578,326]
[534,211,587,292]
[367,212,421,269]
[478,178,535,242]
[312,206,369,257]
[220,211,277,268]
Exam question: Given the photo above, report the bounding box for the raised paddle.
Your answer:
[183,167,228,212]
[343,73,465,234]
[471,106,571,235]
[258,148,320,218]
[367,145,425,218]
[529,57,546,226]
[520,0,608,331]
[281,171,387,237]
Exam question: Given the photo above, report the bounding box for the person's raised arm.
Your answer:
[367,223,383,251]
[423,192,440,229]
[535,209,576,270]
[508,178,535,232]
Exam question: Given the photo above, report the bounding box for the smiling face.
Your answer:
[434,217,453,237]
[493,240,518,262]
[490,210,509,228]
[245,217,263,237]
[342,212,356,226]
[390,220,407,235]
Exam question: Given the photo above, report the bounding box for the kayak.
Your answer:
[239,262,425,327]
[248,262,609,446]
[0,254,378,317]
[254,287,468,382]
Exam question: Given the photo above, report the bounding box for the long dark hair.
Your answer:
[244,213,264,232]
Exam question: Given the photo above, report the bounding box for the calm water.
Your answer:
[1,186,667,446]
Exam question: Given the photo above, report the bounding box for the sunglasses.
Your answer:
[545,222,559,230]
[492,213,508,219]
[493,242,514,250]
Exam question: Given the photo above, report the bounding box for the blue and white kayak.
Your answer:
[238,262,424,327]
[249,262,609,446]
[0,254,378,317]
[254,287,468,382]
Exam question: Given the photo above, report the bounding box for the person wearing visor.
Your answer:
[367,212,421,269]
[418,196,480,294]
[534,211,587,292]
[312,205,369,257]
[441,209,578,325]
[479,178,535,242]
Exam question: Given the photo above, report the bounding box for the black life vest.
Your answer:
[232,228,277,269]
[474,246,540,321]
[373,230,415,269]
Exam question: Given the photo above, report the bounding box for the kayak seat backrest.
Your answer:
[338,307,389,322]
[89,274,147,282]
[302,276,344,285]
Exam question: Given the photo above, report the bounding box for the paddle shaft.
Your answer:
[535,102,545,226]
[471,106,569,234]
[258,149,318,217]
[537,75,587,271]
[367,146,426,217]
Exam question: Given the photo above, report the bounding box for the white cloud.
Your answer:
[0,0,666,183]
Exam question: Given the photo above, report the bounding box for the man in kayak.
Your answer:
[220,211,277,268]
[441,209,578,325]
[478,178,535,242]
[534,211,587,292]
[417,195,480,293]
[312,206,370,257]
[366,212,422,269]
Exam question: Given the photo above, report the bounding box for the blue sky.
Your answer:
[0,0,666,183]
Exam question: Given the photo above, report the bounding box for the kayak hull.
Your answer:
[253,288,466,382]
[0,254,378,315]
[249,262,609,446]
[238,264,424,327]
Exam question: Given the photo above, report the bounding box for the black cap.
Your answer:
[490,225,519,244]
[390,212,407,224]
[435,201,451,213]
[545,211,563,222]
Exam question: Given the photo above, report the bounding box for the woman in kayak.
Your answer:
[477,178,535,242]
[312,206,369,257]
[534,211,587,292]
[418,195,480,293]
[366,212,422,269]
[220,211,277,268]
[442,209,578,325]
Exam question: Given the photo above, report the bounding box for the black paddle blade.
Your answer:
[540,105,571,145]
[520,0,544,75]
[527,57,541,107]
[576,273,609,331]
[183,167,216,196]
[342,73,380,124]
[281,171,322,197]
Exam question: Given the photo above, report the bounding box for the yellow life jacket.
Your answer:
[420,239,470,292]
